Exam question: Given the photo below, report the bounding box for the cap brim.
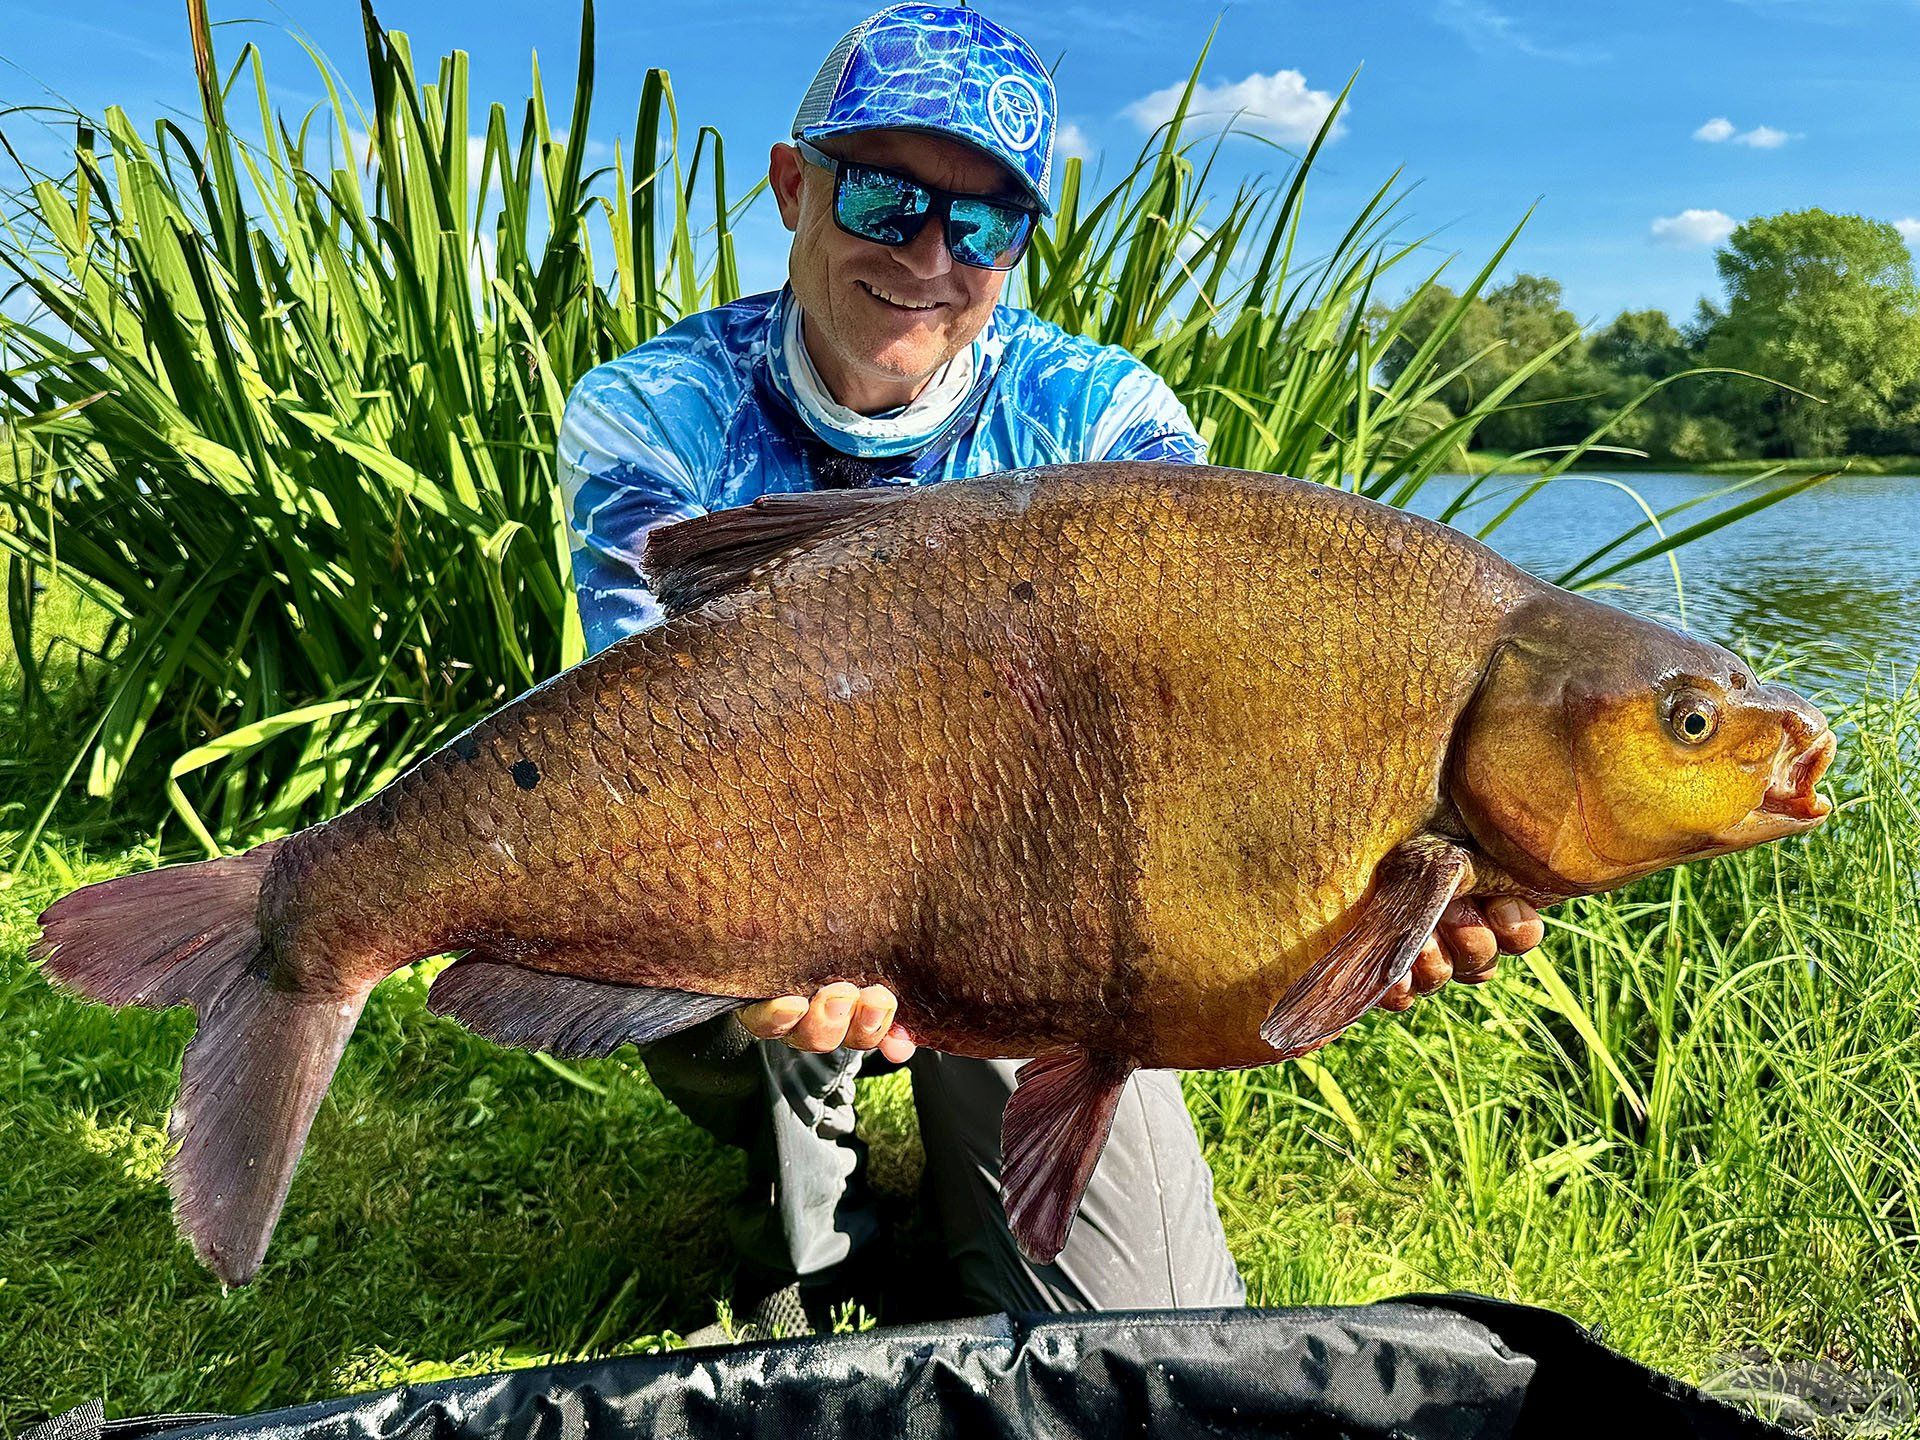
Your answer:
[795,120,1052,215]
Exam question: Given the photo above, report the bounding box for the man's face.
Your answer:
[770,130,1021,408]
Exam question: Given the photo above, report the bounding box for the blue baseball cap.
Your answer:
[791,4,1057,214]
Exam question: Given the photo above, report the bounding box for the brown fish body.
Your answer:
[35,463,1835,1282]
[267,466,1530,1069]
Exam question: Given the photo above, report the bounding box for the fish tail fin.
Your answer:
[33,840,367,1287]
[165,965,366,1288]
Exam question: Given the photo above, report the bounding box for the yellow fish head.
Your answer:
[1449,594,1835,897]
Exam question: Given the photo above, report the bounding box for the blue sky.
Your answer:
[5,0,1918,330]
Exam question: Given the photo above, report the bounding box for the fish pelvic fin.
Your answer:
[426,958,746,1058]
[33,840,368,1287]
[641,487,913,617]
[1260,834,1473,1058]
[999,1050,1135,1265]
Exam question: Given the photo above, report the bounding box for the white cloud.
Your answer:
[1435,0,1606,62]
[1693,116,1795,147]
[1056,122,1094,162]
[1175,222,1213,267]
[1124,70,1343,146]
[1651,208,1737,247]
[1056,4,1164,41]
[1895,218,1920,244]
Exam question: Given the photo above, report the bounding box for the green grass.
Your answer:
[0,866,736,1418]
[2,673,1914,1428]
[0,500,118,854]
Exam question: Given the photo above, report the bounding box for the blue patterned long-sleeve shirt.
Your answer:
[557,286,1205,651]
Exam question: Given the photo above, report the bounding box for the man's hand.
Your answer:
[737,900,1545,1057]
[741,982,917,1063]
[1376,896,1545,1012]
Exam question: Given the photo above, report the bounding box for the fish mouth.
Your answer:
[1758,727,1836,823]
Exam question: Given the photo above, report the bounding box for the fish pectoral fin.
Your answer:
[1259,834,1474,1058]
[999,1050,1135,1265]
[426,958,746,1059]
[642,487,914,617]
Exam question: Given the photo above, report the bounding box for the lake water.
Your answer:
[1413,471,1920,702]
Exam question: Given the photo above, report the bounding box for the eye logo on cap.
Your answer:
[987,73,1044,153]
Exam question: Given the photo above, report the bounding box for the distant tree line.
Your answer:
[1375,209,1920,462]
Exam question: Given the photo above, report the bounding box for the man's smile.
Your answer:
[857,279,945,313]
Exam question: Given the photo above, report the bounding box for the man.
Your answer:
[556,2,1543,1331]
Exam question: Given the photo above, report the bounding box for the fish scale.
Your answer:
[34,462,1836,1281]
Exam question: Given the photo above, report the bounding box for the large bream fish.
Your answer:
[35,464,1836,1286]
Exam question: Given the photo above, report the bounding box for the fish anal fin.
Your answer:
[999,1050,1135,1265]
[427,958,746,1059]
[642,488,914,617]
[1260,835,1473,1058]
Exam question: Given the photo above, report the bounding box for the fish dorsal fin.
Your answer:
[642,488,914,617]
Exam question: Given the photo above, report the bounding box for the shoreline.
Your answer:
[1460,452,1920,478]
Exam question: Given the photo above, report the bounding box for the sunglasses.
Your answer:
[795,138,1039,272]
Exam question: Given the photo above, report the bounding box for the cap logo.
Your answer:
[986,73,1044,153]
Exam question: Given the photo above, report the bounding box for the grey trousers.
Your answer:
[643,1018,1246,1313]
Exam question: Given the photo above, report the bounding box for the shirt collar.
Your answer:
[763,285,1005,459]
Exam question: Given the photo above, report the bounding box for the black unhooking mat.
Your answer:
[20,1294,1787,1440]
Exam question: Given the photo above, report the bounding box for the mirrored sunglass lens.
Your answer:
[837,166,930,245]
[948,200,1033,268]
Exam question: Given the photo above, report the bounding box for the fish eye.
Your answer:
[1666,690,1720,746]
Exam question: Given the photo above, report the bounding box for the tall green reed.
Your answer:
[0,4,1817,855]
[0,0,744,854]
